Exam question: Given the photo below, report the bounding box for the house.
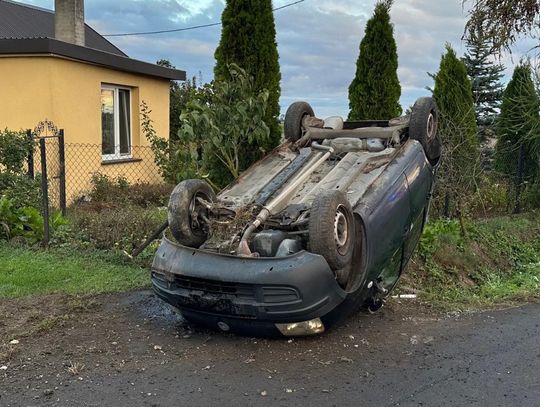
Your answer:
[0,0,185,200]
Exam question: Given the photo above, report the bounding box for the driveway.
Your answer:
[1,291,538,406]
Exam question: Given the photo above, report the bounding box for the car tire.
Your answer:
[284,101,314,142]
[308,190,355,284]
[168,179,216,248]
[409,97,441,161]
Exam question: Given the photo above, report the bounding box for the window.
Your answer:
[101,85,131,160]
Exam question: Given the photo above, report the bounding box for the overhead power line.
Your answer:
[103,0,305,37]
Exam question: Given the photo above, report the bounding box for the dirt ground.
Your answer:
[1,290,539,406]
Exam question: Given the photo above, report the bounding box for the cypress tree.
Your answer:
[432,44,478,189]
[495,63,540,181]
[348,0,401,120]
[462,23,505,138]
[214,0,281,164]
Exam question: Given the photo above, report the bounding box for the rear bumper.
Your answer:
[151,238,347,334]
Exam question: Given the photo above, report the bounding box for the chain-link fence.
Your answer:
[23,130,168,245]
[430,136,538,218]
[63,143,166,203]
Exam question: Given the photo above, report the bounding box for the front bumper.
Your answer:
[151,238,347,335]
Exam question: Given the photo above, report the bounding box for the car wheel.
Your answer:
[284,101,314,142]
[168,179,216,248]
[308,190,355,285]
[409,97,441,161]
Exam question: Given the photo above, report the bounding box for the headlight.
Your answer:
[275,318,325,336]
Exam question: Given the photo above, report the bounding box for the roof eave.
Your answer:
[0,37,186,80]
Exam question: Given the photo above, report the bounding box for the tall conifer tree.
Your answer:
[214,0,281,160]
[462,21,505,137]
[495,63,540,181]
[432,44,479,191]
[348,0,401,120]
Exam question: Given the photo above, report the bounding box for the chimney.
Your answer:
[54,0,85,46]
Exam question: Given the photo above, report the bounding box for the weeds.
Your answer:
[407,211,540,309]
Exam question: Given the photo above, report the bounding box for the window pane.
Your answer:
[119,89,131,155]
[101,89,115,155]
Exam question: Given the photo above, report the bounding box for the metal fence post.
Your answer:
[58,129,67,216]
[26,129,34,179]
[513,143,525,214]
[443,192,450,218]
[39,138,50,247]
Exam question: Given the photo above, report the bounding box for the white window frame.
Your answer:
[101,84,132,161]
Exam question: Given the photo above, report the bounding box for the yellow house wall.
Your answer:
[0,55,171,201]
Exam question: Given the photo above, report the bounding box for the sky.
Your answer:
[25,0,536,118]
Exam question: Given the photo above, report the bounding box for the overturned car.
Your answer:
[151,97,441,336]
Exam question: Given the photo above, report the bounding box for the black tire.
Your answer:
[168,179,216,248]
[409,97,441,161]
[308,191,355,285]
[284,101,314,142]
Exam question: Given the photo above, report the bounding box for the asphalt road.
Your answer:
[1,292,539,406]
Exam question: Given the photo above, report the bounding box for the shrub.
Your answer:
[0,197,42,241]
[0,196,65,242]
[141,101,200,184]
[87,173,171,208]
[0,128,35,174]
[180,64,270,187]
[0,172,41,209]
[419,219,463,257]
[68,205,166,252]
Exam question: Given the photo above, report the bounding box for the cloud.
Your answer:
[25,0,530,118]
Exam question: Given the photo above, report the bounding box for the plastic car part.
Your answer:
[308,190,355,285]
[275,318,325,336]
[252,230,286,257]
[409,97,441,161]
[168,179,216,248]
[284,101,314,142]
[275,239,303,257]
[323,116,344,130]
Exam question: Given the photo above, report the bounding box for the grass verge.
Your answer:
[404,211,540,309]
[0,244,149,298]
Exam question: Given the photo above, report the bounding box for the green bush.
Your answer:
[68,205,166,253]
[180,64,270,187]
[0,172,41,209]
[522,182,540,209]
[419,219,463,257]
[0,128,35,174]
[141,101,200,184]
[0,197,43,241]
[87,173,171,208]
[0,196,65,242]
[142,65,270,188]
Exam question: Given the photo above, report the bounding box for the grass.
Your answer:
[0,243,150,298]
[1,211,538,311]
[405,211,540,309]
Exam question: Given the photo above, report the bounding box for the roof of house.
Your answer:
[0,0,126,56]
[0,0,186,80]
